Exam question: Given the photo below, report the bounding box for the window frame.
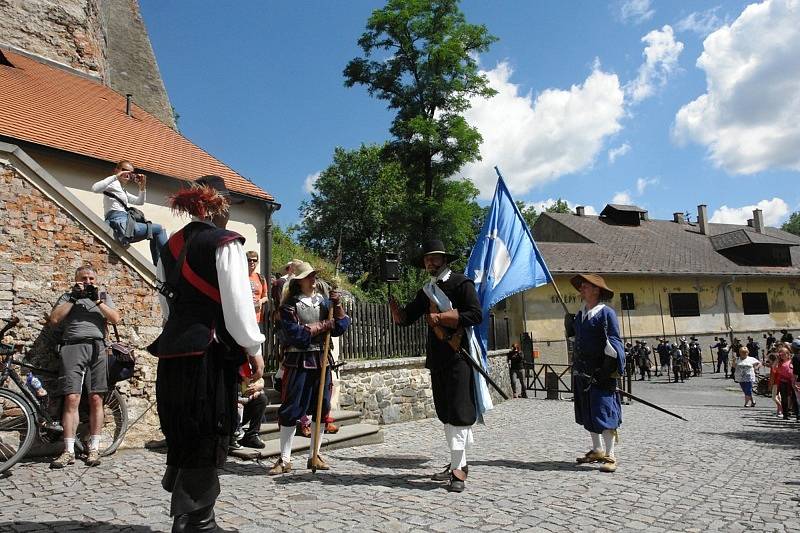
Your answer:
[668,292,700,317]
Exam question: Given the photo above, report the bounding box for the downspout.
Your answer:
[721,278,734,343]
[262,200,281,355]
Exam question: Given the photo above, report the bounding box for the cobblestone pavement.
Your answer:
[2,365,799,532]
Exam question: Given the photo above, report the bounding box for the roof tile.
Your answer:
[0,49,273,201]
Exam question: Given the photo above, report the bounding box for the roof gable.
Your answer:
[0,48,273,201]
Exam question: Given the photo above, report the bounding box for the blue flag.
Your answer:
[466,170,553,362]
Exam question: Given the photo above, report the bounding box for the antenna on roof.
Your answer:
[125,94,133,117]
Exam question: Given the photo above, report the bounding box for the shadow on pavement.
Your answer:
[345,454,432,469]
[707,429,800,447]
[470,459,579,472]
[0,522,164,533]
[271,471,444,491]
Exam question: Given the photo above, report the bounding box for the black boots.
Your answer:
[172,505,219,533]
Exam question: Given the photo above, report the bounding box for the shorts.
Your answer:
[59,340,108,395]
[739,381,753,396]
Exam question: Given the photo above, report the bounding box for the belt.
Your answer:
[62,338,103,346]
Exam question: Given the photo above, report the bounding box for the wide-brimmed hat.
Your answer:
[291,261,316,280]
[412,239,460,268]
[570,273,614,300]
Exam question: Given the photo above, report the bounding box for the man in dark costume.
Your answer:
[149,175,265,532]
[565,274,625,473]
[390,239,483,493]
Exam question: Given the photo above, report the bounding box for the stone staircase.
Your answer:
[229,390,384,460]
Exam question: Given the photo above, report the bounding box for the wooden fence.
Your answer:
[262,302,511,370]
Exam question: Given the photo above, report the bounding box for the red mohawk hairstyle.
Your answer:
[168,184,229,219]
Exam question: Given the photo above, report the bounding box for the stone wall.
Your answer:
[0,164,162,446]
[0,0,175,127]
[337,350,512,424]
[0,0,107,78]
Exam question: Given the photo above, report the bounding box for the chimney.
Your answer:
[747,219,754,227]
[697,204,709,235]
[753,209,764,233]
[125,94,133,116]
[673,212,685,224]
[575,206,585,216]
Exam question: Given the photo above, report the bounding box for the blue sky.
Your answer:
[139,0,800,229]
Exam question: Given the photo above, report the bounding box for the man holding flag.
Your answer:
[389,239,483,493]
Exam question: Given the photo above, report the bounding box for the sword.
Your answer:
[456,346,509,400]
[617,389,688,421]
[575,372,688,421]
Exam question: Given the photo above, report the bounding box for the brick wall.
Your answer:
[0,164,162,446]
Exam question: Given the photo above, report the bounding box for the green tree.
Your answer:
[782,212,800,236]
[344,0,497,231]
[299,145,406,284]
[513,198,571,229]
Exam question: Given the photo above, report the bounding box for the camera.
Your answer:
[70,283,98,301]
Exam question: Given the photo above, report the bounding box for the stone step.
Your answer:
[252,409,362,441]
[229,422,384,460]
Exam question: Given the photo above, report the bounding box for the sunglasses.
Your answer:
[247,259,258,263]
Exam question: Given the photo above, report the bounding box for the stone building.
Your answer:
[0,0,175,127]
[509,204,800,364]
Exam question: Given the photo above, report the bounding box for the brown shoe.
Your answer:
[84,449,102,467]
[50,450,75,469]
[299,424,312,438]
[599,456,617,473]
[307,455,330,470]
[268,458,292,475]
[576,449,606,464]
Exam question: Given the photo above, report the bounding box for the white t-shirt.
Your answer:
[734,356,759,383]
[91,175,145,214]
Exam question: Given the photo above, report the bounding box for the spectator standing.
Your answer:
[775,343,798,421]
[767,351,783,418]
[791,340,800,415]
[246,251,269,327]
[91,160,168,265]
[780,329,794,343]
[507,343,527,398]
[733,347,760,407]
[48,265,121,469]
[711,337,730,377]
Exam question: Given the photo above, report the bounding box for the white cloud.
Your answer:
[709,197,790,226]
[626,25,684,103]
[636,176,658,195]
[673,0,800,174]
[676,7,724,36]
[302,171,320,194]
[607,142,631,163]
[620,0,655,24]
[461,61,625,198]
[611,191,634,205]
[526,198,598,216]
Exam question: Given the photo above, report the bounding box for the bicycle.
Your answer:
[0,317,129,475]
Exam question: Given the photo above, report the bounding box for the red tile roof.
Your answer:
[0,49,273,201]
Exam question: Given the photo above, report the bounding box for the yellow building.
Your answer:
[507,204,800,364]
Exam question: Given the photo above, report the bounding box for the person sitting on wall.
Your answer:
[91,160,168,265]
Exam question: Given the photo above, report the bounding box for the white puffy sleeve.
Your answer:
[216,240,265,357]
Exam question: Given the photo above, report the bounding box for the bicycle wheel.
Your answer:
[0,388,36,475]
[76,388,129,457]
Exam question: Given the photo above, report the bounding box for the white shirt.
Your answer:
[91,175,145,214]
[157,233,264,358]
[734,356,760,383]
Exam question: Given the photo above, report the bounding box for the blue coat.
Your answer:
[572,304,625,433]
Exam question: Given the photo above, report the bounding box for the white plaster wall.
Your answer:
[19,145,267,265]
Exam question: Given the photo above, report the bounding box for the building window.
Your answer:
[742,292,769,315]
[620,293,635,311]
[668,293,700,317]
